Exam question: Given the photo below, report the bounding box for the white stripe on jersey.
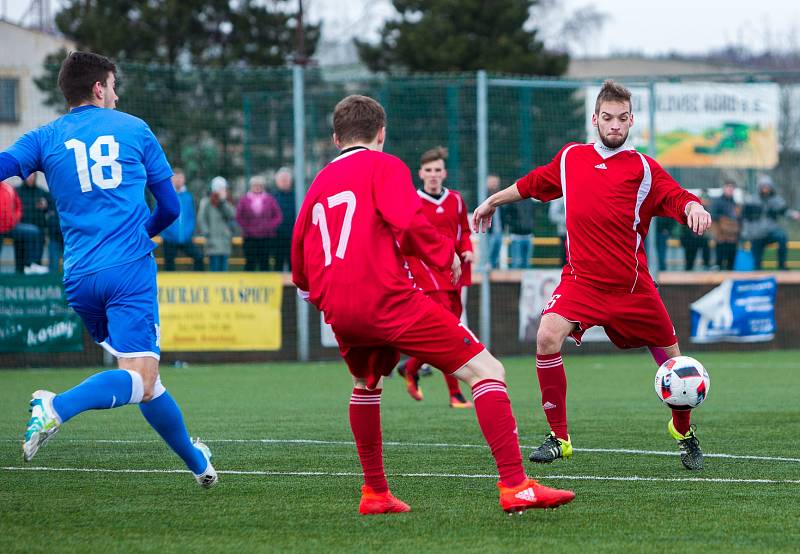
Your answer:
[559,144,581,280]
[631,154,653,292]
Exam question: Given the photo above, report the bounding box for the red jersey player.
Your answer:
[292,95,575,515]
[472,80,712,471]
[401,146,475,408]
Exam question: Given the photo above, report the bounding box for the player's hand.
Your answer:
[686,202,712,235]
[450,252,462,285]
[472,200,496,233]
[461,250,475,264]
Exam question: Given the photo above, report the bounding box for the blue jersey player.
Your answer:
[0,52,217,487]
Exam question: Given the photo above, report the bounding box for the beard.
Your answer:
[599,129,628,149]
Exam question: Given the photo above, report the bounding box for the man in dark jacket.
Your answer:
[17,172,50,268]
[710,180,740,271]
[506,198,535,269]
[271,167,295,271]
[743,176,798,270]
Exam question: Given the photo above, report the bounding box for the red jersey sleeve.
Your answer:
[646,155,700,224]
[514,144,575,201]
[374,156,454,271]
[291,201,310,296]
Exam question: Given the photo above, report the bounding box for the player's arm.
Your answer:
[649,159,711,235]
[472,145,568,233]
[291,204,310,299]
[1,129,44,181]
[0,153,23,181]
[145,177,180,237]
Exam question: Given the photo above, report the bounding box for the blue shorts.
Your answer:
[64,255,160,359]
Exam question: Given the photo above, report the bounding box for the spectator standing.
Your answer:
[710,180,741,271]
[681,195,711,271]
[548,196,567,267]
[654,217,677,272]
[17,172,50,268]
[743,176,796,270]
[0,180,46,274]
[160,169,204,271]
[46,193,64,273]
[506,198,535,269]
[236,174,282,271]
[271,167,295,271]
[485,174,504,269]
[197,176,237,272]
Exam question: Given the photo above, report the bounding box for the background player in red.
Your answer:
[292,95,575,515]
[401,146,474,408]
[472,80,712,471]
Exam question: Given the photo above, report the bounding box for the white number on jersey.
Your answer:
[64,135,123,192]
[311,190,356,266]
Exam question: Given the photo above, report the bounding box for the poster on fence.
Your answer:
[518,270,609,343]
[0,274,83,353]
[690,277,776,343]
[584,82,780,168]
[158,273,282,351]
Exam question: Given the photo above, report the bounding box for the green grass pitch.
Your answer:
[1,351,799,553]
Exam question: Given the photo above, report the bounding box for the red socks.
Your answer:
[648,346,669,366]
[404,358,423,377]
[349,388,387,493]
[471,380,526,487]
[671,409,692,436]
[536,353,569,440]
[444,373,462,396]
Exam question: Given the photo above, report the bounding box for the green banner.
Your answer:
[0,275,83,353]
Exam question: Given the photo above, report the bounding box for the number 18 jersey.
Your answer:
[5,105,173,279]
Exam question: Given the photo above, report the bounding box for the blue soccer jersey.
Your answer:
[5,105,172,278]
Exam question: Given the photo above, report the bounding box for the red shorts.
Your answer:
[427,289,463,318]
[542,278,677,349]
[338,297,484,390]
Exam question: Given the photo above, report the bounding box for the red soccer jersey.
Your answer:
[515,142,700,292]
[291,148,455,344]
[405,187,473,292]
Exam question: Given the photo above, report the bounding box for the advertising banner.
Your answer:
[585,82,780,168]
[158,272,282,351]
[690,277,776,343]
[0,274,83,353]
[519,270,609,343]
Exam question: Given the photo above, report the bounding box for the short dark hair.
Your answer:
[594,79,632,114]
[58,51,117,107]
[333,95,386,146]
[420,146,448,166]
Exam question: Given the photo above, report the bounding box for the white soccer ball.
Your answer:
[654,356,710,410]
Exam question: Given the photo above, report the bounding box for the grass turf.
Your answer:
[1,351,799,553]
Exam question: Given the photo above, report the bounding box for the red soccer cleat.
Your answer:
[405,371,423,401]
[358,486,412,515]
[497,478,575,513]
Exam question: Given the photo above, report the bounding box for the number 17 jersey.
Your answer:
[5,105,173,279]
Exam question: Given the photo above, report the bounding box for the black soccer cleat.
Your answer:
[669,420,704,470]
[528,432,573,464]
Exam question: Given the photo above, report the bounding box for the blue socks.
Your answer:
[52,369,140,423]
[139,391,208,475]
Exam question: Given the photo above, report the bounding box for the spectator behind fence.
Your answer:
[506,197,535,269]
[271,167,295,271]
[547,196,567,267]
[654,217,677,272]
[681,194,711,271]
[160,169,204,271]
[47,195,64,273]
[743,176,798,270]
[485,174,504,269]
[236,174,282,271]
[197,176,237,272]
[0,180,46,273]
[710,180,741,271]
[17,172,50,269]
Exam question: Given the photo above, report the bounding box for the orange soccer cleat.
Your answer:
[449,392,473,409]
[358,486,411,515]
[497,478,575,514]
[404,371,423,401]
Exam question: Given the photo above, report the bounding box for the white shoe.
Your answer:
[24,263,49,275]
[23,390,61,461]
[192,438,218,488]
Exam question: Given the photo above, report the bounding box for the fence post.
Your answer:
[476,70,491,348]
[294,64,309,362]
[647,80,659,278]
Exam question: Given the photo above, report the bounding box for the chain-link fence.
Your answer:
[3,64,800,366]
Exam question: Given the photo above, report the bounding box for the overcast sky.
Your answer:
[3,0,799,58]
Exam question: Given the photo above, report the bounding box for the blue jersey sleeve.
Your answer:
[0,152,22,181]
[145,176,180,237]
[4,129,43,178]
[141,125,173,183]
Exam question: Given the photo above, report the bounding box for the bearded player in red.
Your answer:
[473,80,712,471]
[400,146,474,408]
[292,95,575,515]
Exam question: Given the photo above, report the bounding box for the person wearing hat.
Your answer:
[197,176,238,272]
[743,176,797,270]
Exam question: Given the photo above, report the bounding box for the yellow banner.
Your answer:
[157,273,282,351]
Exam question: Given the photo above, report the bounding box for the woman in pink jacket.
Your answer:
[236,175,283,271]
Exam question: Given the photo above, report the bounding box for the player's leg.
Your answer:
[439,290,472,408]
[401,356,424,401]
[342,346,410,515]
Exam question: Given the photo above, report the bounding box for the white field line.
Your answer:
[1,465,799,485]
[3,437,799,464]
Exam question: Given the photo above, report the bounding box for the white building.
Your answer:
[0,20,73,151]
